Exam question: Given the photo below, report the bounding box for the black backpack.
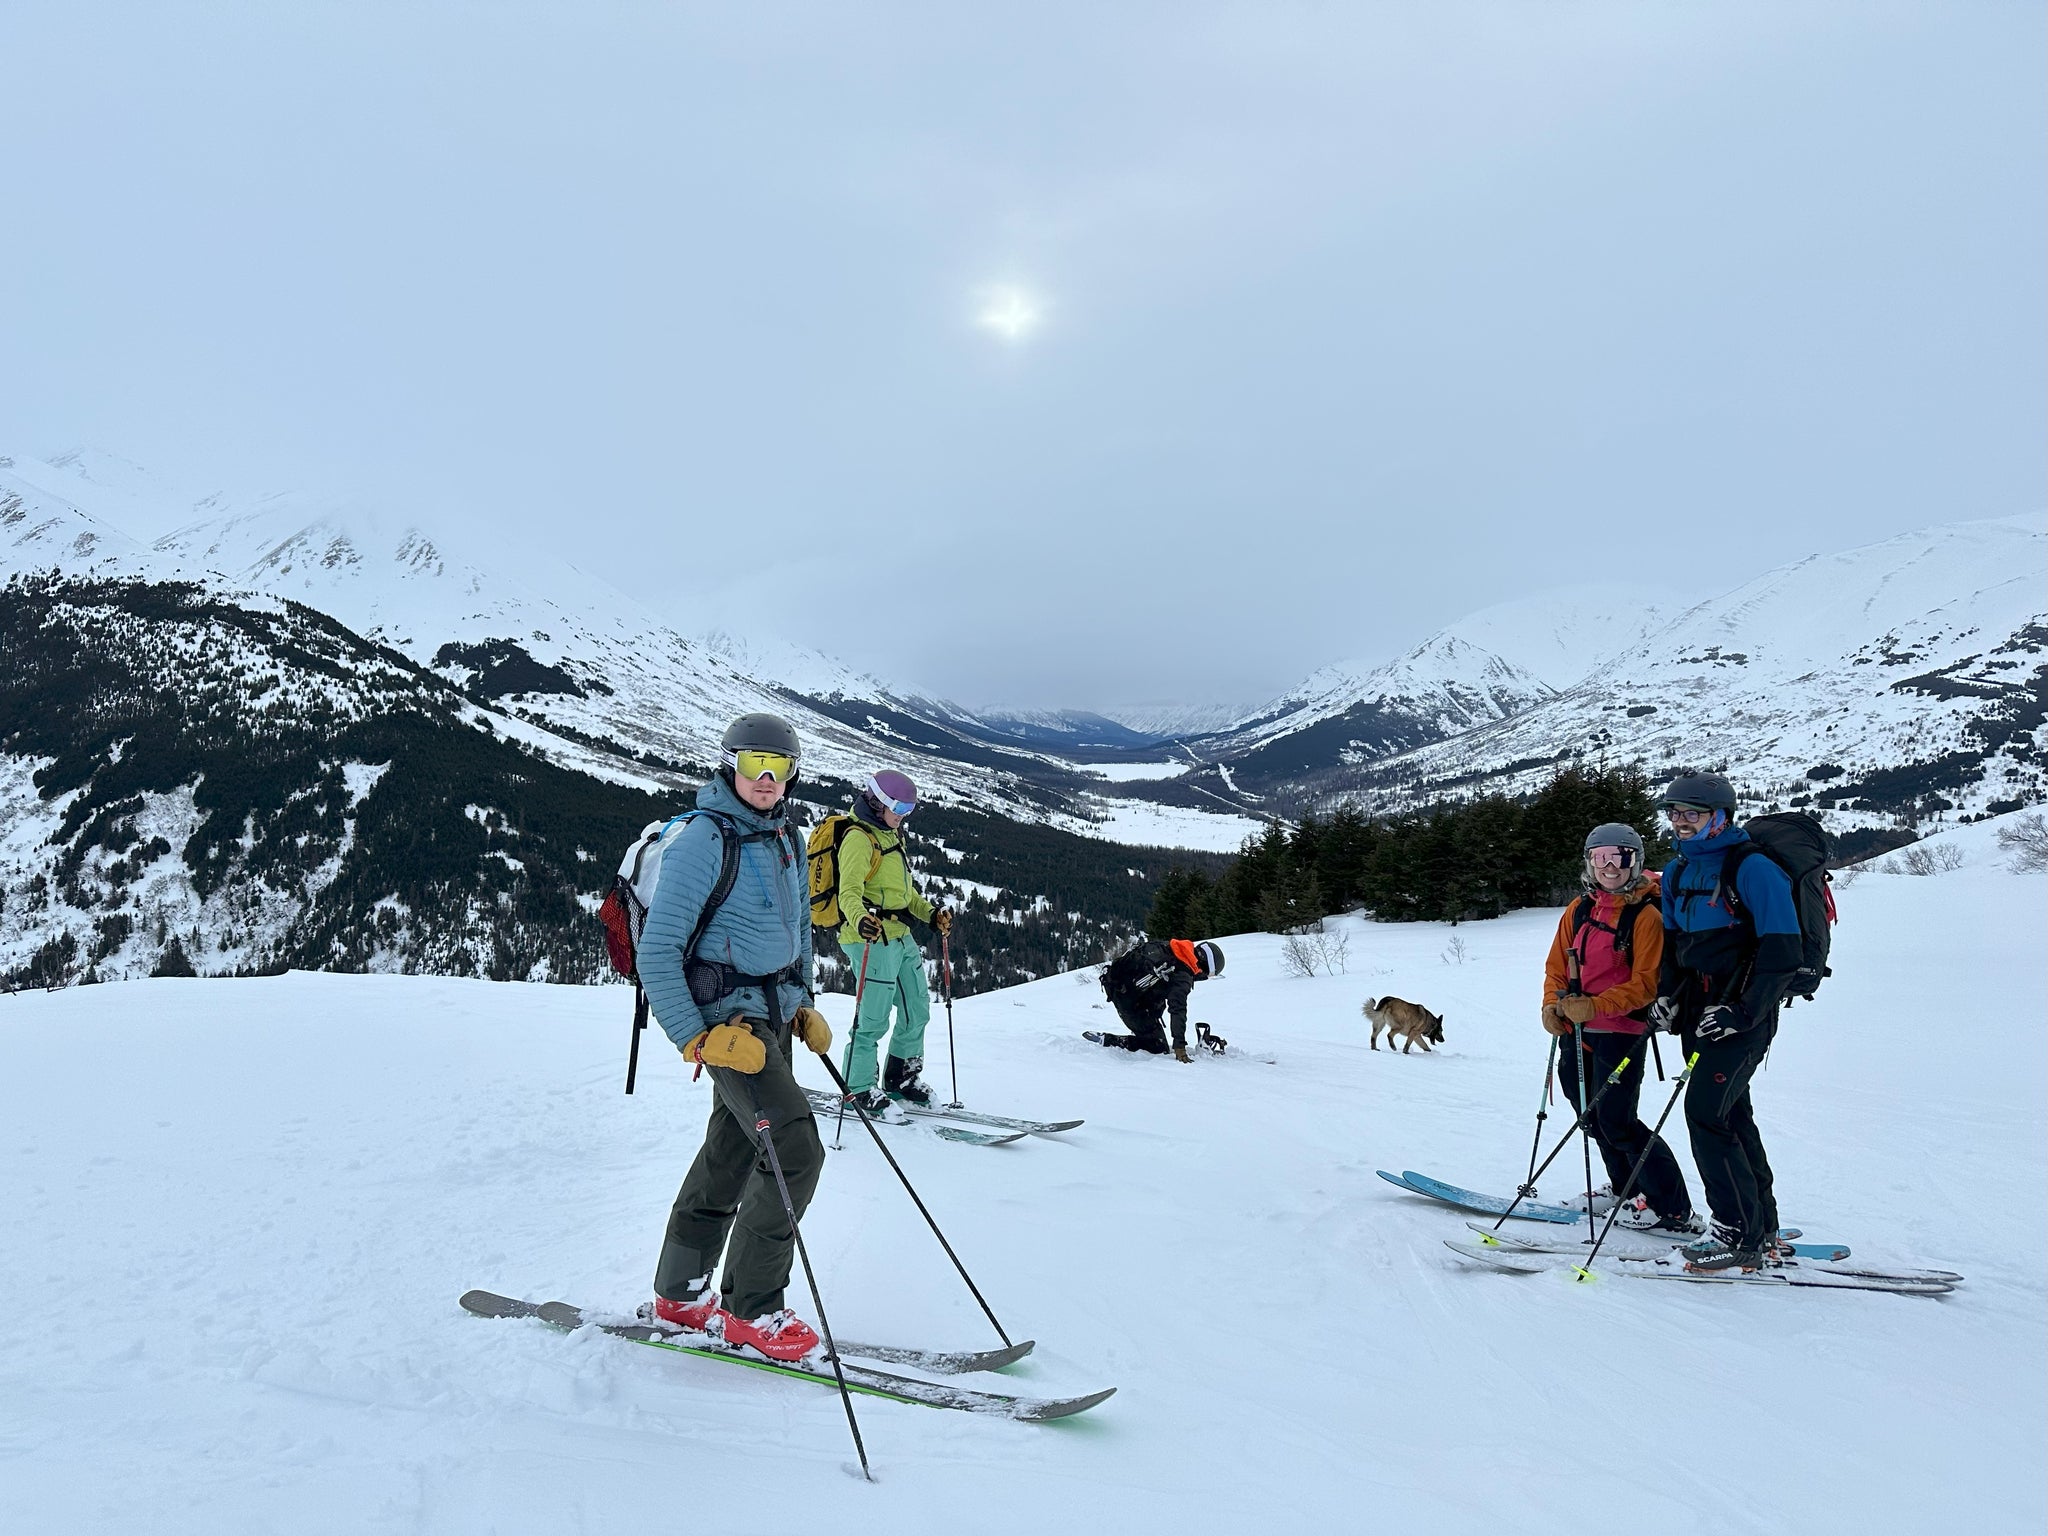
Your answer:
[1689,812,1838,1005]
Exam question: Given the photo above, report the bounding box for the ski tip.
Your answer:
[459,1290,534,1319]
[1015,1385,1117,1422]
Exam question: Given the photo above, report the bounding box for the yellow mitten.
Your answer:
[681,1021,766,1074]
[791,1006,832,1055]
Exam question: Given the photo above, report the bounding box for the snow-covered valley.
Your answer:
[3,817,2040,1534]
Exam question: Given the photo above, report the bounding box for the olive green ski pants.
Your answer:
[653,1017,824,1321]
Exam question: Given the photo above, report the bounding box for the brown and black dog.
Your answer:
[1363,996,1445,1053]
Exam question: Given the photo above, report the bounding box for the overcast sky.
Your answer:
[3,2,2041,710]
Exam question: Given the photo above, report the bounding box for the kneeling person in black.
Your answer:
[1087,939,1224,1063]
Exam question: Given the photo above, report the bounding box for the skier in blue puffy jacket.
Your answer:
[1650,772,1802,1273]
[637,712,833,1362]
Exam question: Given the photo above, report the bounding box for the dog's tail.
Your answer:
[1360,997,1378,1016]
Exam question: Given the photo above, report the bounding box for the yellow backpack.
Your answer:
[806,814,883,929]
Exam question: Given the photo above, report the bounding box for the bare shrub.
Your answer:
[1832,861,1866,888]
[1995,812,2048,873]
[1897,844,1938,876]
[1441,935,1470,966]
[1933,842,1967,872]
[1281,928,1351,978]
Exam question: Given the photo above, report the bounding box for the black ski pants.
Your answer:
[1682,1011,1780,1248]
[654,1018,824,1321]
[1555,1028,1692,1221]
[1101,995,1171,1054]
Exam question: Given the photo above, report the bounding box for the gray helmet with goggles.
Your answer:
[720,712,801,786]
[1659,771,1736,814]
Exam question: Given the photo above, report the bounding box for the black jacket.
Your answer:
[1102,940,1199,1046]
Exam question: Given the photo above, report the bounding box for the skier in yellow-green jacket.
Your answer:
[834,770,950,1116]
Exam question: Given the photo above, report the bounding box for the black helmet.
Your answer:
[719,712,801,787]
[1659,771,1736,813]
[1194,941,1224,978]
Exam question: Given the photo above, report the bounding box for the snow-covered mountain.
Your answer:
[1439,585,1678,691]
[0,449,1260,850]
[1175,631,1558,799]
[1325,515,2047,833]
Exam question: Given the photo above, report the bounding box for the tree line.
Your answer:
[1146,766,1671,937]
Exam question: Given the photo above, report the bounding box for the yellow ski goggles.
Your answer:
[727,748,797,784]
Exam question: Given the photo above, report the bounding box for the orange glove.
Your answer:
[1558,995,1600,1026]
[1541,1004,1572,1038]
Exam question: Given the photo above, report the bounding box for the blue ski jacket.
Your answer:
[637,777,813,1048]
[1659,821,1801,1025]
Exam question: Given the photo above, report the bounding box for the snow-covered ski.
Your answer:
[1462,1220,1853,1264]
[818,1092,1082,1136]
[800,1088,1028,1145]
[1459,1223,1964,1285]
[458,1292,1113,1419]
[622,1302,1035,1373]
[1378,1169,1588,1225]
[1441,1241,1955,1296]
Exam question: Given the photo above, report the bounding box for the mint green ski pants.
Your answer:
[839,935,932,1093]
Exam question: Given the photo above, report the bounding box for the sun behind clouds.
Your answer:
[973,284,1045,343]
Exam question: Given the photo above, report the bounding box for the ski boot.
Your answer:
[884,1054,934,1107]
[1195,1022,1228,1056]
[1614,1197,1706,1235]
[846,1086,902,1121]
[1682,1224,1768,1273]
[1082,1031,1111,1046]
[720,1308,820,1362]
[1562,1182,1617,1216]
[650,1283,721,1333]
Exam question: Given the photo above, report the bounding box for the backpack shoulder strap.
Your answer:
[682,811,743,962]
[1714,842,1756,920]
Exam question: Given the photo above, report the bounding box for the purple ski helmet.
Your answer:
[864,769,918,819]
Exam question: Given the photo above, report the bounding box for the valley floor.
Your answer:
[2,829,2041,1534]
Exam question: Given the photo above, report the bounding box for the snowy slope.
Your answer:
[1441,584,1677,690]
[2,823,2038,1533]
[1332,516,2048,829]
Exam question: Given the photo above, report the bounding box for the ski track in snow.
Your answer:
[0,831,2040,1533]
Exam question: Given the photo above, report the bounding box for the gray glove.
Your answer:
[1649,996,1683,1033]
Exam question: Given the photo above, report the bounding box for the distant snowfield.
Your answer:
[1062,795,1264,852]
[2,822,2041,1534]
[1073,761,1193,782]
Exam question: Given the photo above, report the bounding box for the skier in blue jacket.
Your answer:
[638,712,833,1361]
[1650,772,1802,1272]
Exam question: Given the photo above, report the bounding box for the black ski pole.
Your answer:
[738,1075,871,1481]
[1485,1054,1633,1232]
[1572,1023,1597,1239]
[940,929,961,1110]
[816,1050,1015,1348]
[624,982,649,1095]
[1648,1031,1665,1082]
[833,941,874,1151]
[1573,1049,1701,1282]
[1519,1035,1559,1198]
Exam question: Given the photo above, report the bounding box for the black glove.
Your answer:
[1649,996,1682,1033]
[856,913,885,943]
[928,905,952,936]
[1694,1004,1748,1043]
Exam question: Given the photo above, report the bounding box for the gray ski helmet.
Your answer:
[1659,771,1736,813]
[1194,941,1225,979]
[720,712,801,785]
[1583,823,1645,857]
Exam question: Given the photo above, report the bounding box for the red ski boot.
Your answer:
[720,1308,820,1362]
[651,1291,721,1333]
